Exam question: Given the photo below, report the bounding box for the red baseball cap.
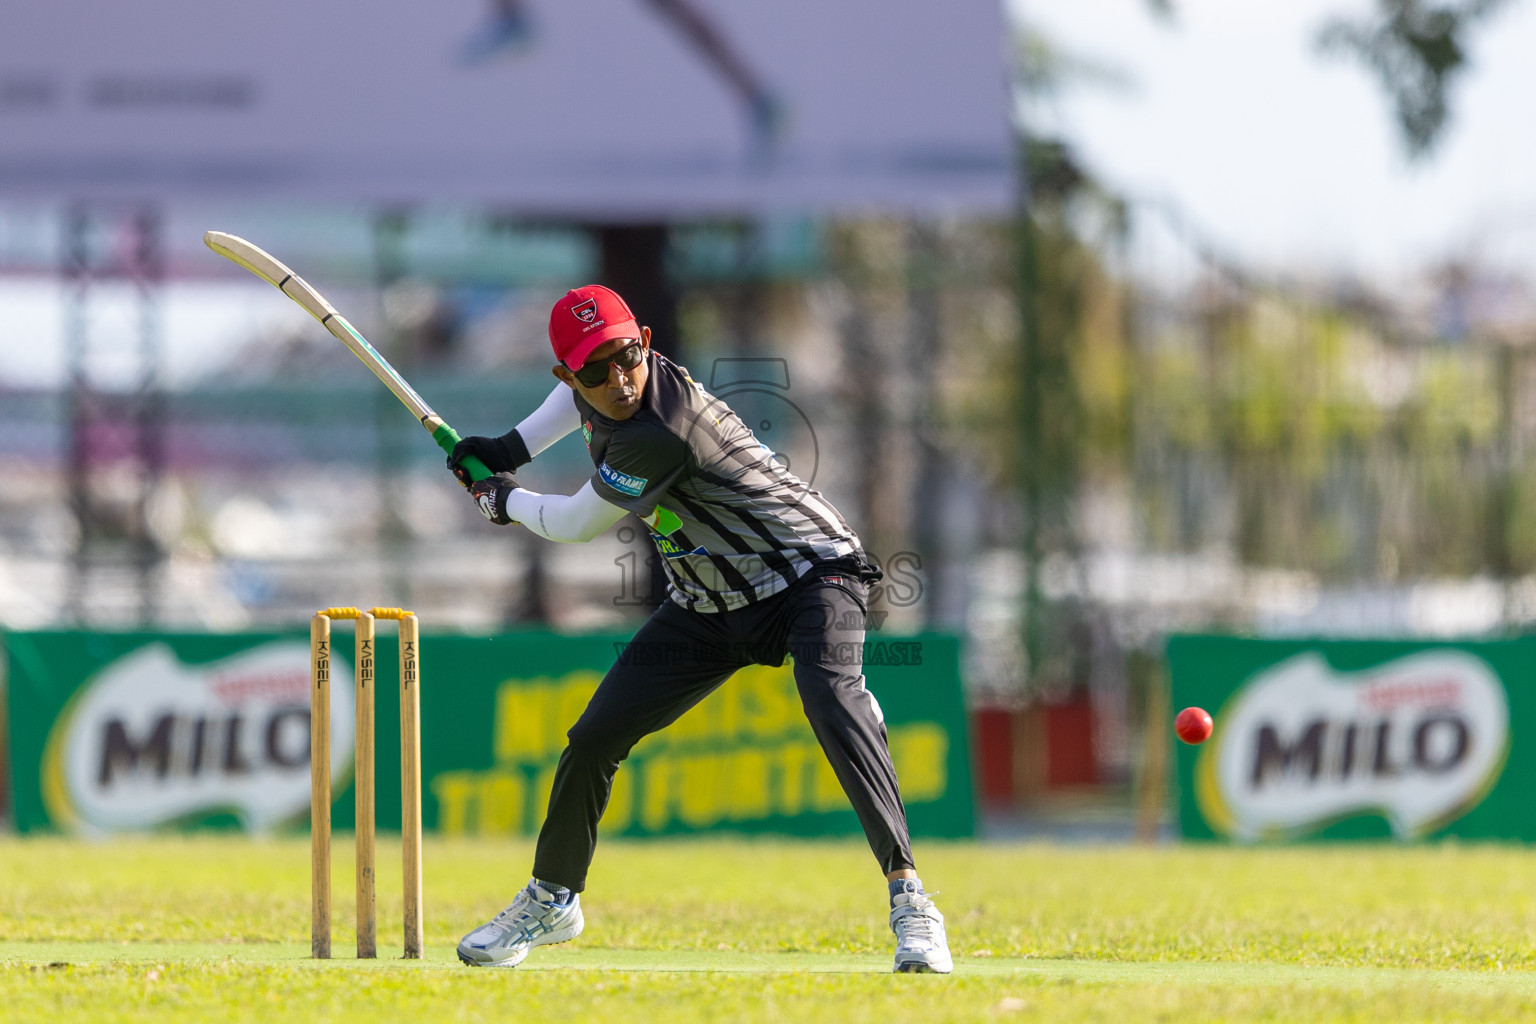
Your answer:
[548,285,639,371]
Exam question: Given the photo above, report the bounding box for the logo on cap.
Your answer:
[572,298,598,324]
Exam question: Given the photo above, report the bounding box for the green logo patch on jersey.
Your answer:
[652,533,707,559]
[642,506,684,537]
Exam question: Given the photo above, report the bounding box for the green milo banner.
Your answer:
[1169,636,1535,842]
[3,630,972,839]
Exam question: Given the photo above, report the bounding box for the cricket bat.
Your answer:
[204,231,491,484]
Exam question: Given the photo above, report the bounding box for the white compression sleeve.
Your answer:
[505,481,629,543]
[516,383,580,457]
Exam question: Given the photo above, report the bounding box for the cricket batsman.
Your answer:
[446,284,952,973]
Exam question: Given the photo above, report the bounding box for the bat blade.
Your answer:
[204,230,491,482]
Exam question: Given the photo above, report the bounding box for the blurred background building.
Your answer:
[5,0,1536,832]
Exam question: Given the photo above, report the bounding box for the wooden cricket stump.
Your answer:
[355,611,377,959]
[310,607,424,960]
[310,613,332,960]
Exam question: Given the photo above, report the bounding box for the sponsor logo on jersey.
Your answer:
[599,462,647,497]
[652,534,708,559]
[572,298,598,323]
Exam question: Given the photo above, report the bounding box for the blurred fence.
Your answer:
[0,211,1016,640]
[4,200,1536,810]
[974,193,1536,804]
[1123,219,1536,631]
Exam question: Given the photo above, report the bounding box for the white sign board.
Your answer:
[1196,651,1509,841]
[0,0,1014,214]
[43,642,353,835]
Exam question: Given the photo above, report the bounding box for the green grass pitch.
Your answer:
[5,835,1536,1022]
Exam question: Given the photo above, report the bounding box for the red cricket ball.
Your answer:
[1175,706,1213,744]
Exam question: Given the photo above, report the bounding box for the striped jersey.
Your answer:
[576,352,868,612]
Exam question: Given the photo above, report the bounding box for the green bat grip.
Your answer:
[431,423,493,483]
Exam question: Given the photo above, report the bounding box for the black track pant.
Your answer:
[531,567,916,892]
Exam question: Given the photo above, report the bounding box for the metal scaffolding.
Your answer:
[63,204,166,626]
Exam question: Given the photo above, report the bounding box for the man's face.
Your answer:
[554,327,651,420]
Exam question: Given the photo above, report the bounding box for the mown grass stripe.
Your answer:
[3,942,1533,994]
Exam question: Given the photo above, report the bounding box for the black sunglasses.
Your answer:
[574,340,645,387]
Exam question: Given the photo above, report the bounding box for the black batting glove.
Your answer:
[469,472,519,525]
[447,429,533,488]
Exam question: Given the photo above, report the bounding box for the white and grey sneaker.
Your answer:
[890,889,953,974]
[457,880,584,967]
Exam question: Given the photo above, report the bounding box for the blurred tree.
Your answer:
[1316,0,1515,158]
[1004,18,1141,693]
[1006,4,1536,658]
[1014,147,1133,692]
[1151,0,1514,158]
